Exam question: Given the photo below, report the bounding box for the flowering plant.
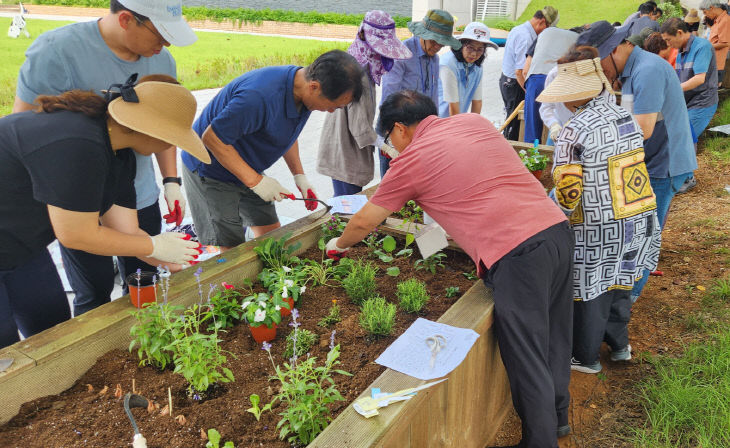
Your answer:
[259,266,307,307]
[241,292,282,328]
[519,147,549,172]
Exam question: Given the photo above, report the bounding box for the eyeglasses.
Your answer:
[463,44,486,55]
[384,125,394,146]
[134,15,169,46]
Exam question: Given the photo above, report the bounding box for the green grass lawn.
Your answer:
[0,18,347,116]
[517,0,639,29]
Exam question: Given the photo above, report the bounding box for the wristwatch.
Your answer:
[162,177,182,185]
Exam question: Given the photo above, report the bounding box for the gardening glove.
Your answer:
[325,237,349,261]
[162,182,186,226]
[380,143,400,160]
[251,175,293,202]
[549,123,562,142]
[293,174,319,211]
[149,232,201,266]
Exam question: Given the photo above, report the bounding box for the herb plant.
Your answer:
[320,215,346,242]
[519,146,549,172]
[203,288,243,332]
[463,271,478,281]
[284,328,318,359]
[241,293,282,328]
[254,233,301,270]
[395,200,423,224]
[129,302,184,370]
[317,300,341,327]
[301,258,339,287]
[246,394,266,421]
[415,252,447,274]
[397,279,430,313]
[341,259,378,305]
[359,296,397,336]
[206,428,235,448]
[445,286,461,298]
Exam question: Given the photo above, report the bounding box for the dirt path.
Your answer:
[491,144,730,446]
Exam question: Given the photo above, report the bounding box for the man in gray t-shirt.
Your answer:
[13,0,197,315]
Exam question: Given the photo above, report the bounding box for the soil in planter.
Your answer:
[0,244,476,448]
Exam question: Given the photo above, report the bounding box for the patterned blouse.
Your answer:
[552,95,661,302]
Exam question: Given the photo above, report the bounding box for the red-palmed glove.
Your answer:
[293,174,319,211]
[325,237,349,261]
[163,182,185,226]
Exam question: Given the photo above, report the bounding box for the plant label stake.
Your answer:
[353,378,447,418]
[415,223,448,260]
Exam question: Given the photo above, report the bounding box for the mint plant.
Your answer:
[445,286,461,298]
[397,279,430,313]
[359,296,396,336]
[284,328,318,359]
[415,252,447,274]
[253,233,301,270]
[129,302,184,370]
[317,300,341,327]
[341,259,378,305]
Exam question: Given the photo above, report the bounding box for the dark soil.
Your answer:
[0,245,475,448]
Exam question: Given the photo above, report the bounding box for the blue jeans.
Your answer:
[688,104,717,140]
[631,172,693,301]
[331,179,362,196]
[0,249,71,348]
[524,74,547,144]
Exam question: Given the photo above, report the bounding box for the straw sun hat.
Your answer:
[107,81,210,164]
[536,57,614,103]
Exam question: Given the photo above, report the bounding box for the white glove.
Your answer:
[162,182,186,226]
[325,237,349,260]
[250,175,292,202]
[149,232,200,266]
[549,123,562,142]
[380,143,400,159]
[293,174,319,211]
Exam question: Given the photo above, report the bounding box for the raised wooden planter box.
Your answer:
[0,207,511,447]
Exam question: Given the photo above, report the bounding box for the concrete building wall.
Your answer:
[182,0,413,17]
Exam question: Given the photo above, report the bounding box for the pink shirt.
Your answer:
[370,114,566,276]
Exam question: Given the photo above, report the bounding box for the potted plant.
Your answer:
[519,145,549,179]
[242,292,282,343]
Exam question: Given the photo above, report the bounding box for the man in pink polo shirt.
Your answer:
[326,90,574,448]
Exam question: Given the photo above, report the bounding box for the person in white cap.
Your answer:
[0,75,210,349]
[438,22,498,117]
[13,0,197,316]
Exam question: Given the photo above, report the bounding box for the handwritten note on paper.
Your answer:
[327,194,369,215]
[375,318,480,380]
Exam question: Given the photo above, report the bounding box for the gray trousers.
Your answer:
[573,289,631,364]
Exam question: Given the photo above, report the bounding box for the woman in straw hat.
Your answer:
[317,10,412,196]
[537,46,661,375]
[0,74,210,348]
[438,21,498,117]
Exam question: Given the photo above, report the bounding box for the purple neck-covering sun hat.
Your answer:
[348,10,413,85]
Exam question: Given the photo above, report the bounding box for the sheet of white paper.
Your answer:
[708,124,730,135]
[375,318,480,380]
[327,194,368,215]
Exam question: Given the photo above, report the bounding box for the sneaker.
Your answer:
[557,424,571,438]
[570,357,602,374]
[610,344,632,362]
[677,176,697,194]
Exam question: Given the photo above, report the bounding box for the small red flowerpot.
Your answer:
[531,169,543,180]
[250,323,277,344]
[279,297,295,317]
[126,271,157,308]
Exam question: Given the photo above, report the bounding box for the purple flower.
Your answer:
[329,330,336,350]
[262,341,272,352]
[291,308,299,320]
[194,267,203,277]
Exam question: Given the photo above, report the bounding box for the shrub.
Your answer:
[284,328,318,359]
[359,296,396,336]
[397,279,430,313]
[341,259,377,305]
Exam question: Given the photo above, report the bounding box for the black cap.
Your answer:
[576,20,632,59]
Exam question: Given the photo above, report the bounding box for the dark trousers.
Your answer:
[0,249,71,348]
[331,179,363,197]
[378,150,391,178]
[524,74,547,144]
[482,222,574,448]
[573,289,631,364]
[499,73,525,141]
[61,202,161,316]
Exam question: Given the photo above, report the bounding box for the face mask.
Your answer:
[381,56,394,72]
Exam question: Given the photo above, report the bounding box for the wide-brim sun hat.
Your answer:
[458,22,499,50]
[685,8,700,24]
[536,57,614,103]
[108,81,211,164]
[118,0,197,47]
[408,9,462,49]
[576,20,631,59]
[361,10,413,60]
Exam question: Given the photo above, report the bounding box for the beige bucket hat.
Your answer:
[536,57,614,103]
[108,81,210,164]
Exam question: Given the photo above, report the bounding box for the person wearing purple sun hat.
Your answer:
[317,10,412,196]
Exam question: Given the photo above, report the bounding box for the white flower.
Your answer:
[254,309,266,322]
[282,266,292,272]
[300,285,306,294]
[284,279,294,288]
[282,286,289,298]
[258,300,266,308]
[275,305,281,311]
[241,301,251,309]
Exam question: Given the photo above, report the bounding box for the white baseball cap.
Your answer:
[458,22,498,50]
[118,0,197,47]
